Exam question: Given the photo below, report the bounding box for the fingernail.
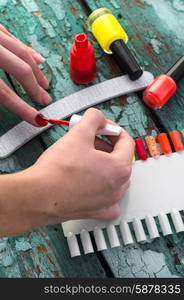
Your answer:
[41,91,52,105]
[35,113,48,127]
[40,76,49,89]
[32,52,45,64]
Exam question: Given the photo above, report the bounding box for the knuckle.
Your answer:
[87,108,105,120]
[17,46,30,61]
[20,63,33,78]
[113,162,132,183]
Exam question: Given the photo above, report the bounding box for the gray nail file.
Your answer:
[0,71,153,158]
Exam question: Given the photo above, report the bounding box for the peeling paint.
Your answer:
[1,253,14,267]
[20,0,39,12]
[150,38,162,54]
[172,0,184,12]
[143,0,184,41]
[0,0,8,7]
[109,0,120,9]
[44,0,66,20]
[15,239,32,252]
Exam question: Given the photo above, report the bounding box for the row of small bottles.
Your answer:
[134,130,184,161]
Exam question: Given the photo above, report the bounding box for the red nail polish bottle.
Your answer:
[70,33,96,84]
[143,56,184,109]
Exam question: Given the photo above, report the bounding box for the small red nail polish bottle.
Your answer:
[143,56,184,109]
[70,33,96,84]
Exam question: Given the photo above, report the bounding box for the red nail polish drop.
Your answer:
[70,33,96,84]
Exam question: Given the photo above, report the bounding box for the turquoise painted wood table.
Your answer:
[0,0,184,278]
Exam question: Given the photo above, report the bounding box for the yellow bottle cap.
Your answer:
[87,7,128,53]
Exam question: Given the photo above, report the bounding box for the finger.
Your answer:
[94,137,113,153]
[26,46,45,65]
[111,129,135,163]
[70,108,107,145]
[0,30,48,89]
[0,25,45,65]
[0,79,42,126]
[0,45,52,106]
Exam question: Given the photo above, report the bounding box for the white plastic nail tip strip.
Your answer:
[80,229,94,254]
[158,212,172,236]
[106,224,120,248]
[67,232,81,257]
[145,215,160,239]
[93,227,107,251]
[170,209,184,233]
[132,218,147,242]
[120,221,134,245]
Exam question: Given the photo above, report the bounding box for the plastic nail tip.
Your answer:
[157,133,172,155]
[145,215,160,239]
[67,232,81,257]
[169,130,184,152]
[170,209,184,233]
[106,224,121,248]
[93,227,107,251]
[135,138,148,160]
[145,136,160,158]
[132,218,147,242]
[120,221,134,245]
[80,229,94,254]
[158,212,172,236]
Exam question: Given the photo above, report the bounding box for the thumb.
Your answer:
[69,108,107,145]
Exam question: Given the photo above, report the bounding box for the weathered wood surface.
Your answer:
[85,0,184,277]
[0,0,183,277]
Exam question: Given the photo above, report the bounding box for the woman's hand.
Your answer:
[0,24,52,126]
[0,109,135,236]
[32,108,135,223]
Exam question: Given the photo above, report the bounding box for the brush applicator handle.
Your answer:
[69,114,122,136]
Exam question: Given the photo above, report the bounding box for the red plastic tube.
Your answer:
[70,33,96,84]
[135,137,148,160]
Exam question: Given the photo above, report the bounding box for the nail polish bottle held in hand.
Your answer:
[70,33,96,84]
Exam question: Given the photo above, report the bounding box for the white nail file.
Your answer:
[0,71,153,158]
[62,152,184,257]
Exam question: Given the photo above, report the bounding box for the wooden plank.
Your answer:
[0,0,107,278]
[84,0,184,277]
[2,0,181,278]
[0,0,166,278]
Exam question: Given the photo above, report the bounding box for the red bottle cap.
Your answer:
[70,33,96,84]
[143,74,176,109]
[135,137,148,160]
